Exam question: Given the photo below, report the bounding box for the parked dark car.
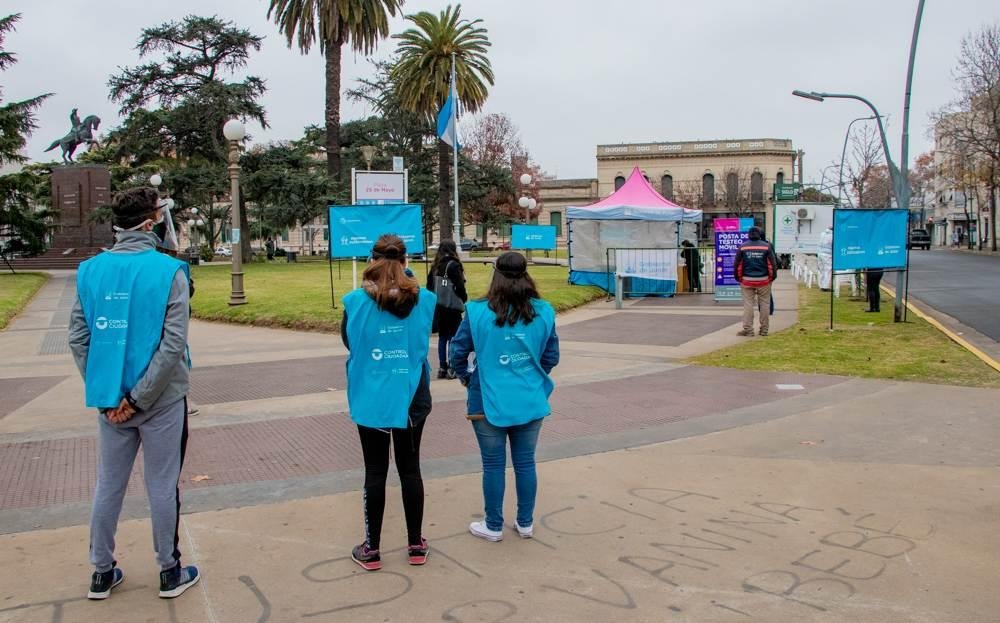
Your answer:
[459,238,480,251]
[907,229,931,250]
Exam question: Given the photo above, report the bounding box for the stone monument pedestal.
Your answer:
[50,164,113,250]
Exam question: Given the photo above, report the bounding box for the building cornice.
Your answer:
[596,138,796,160]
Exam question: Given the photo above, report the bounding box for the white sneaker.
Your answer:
[515,523,533,538]
[469,521,503,542]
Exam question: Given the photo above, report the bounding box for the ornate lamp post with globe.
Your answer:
[223,119,247,305]
[517,173,537,261]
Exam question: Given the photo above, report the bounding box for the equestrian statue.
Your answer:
[45,108,101,164]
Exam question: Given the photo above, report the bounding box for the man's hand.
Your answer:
[106,398,136,424]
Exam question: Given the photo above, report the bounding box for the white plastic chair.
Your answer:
[803,255,819,288]
[832,273,854,298]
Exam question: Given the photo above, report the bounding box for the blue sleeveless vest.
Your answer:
[466,299,556,426]
[76,250,189,409]
[343,287,436,428]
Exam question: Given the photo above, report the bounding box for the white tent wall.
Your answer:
[568,220,696,272]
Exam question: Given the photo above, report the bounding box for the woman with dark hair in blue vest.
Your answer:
[450,252,560,541]
[341,234,436,570]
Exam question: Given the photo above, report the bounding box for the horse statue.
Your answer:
[45,108,101,164]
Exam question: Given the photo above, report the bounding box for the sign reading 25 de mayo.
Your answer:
[354,171,406,205]
[833,208,908,271]
[329,204,424,258]
[511,225,557,250]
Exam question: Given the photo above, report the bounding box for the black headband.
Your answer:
[498,268,526,279]
[373,248,404,261]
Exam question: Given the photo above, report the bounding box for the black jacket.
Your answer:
[734,239,778,287]
[426,258,467,335]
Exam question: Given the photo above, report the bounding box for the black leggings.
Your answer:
[357,420,425,549]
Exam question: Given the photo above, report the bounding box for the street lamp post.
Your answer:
[223,119,247,306]
[517,173,537,261]
[789,0,925,325]
[360,145,376,171]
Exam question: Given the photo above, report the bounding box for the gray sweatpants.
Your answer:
[89,398,188,572]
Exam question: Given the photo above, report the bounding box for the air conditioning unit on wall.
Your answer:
[796,207,815,220]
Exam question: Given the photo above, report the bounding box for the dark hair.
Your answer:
[112,187,160,229]
[363,234,419,310]
[486,252,540,326]
[748,226,763,240]
[430,240,461,276]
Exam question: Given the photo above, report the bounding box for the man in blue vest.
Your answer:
[734,226,778,337]
[68,187,201,600]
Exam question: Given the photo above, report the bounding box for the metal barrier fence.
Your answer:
[604,247,716,301]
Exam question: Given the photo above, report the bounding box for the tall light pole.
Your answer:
[517,173,537,262]
[223,119,247,306]
[791,0,924,323]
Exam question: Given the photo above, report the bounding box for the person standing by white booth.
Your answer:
[817,225,833,291]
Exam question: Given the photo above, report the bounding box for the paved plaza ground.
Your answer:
[1,273,998,622]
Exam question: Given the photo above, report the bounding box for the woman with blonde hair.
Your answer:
[341,234,436,569]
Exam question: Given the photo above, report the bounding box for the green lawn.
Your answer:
[190,260,603,332]
[689,286,1000,388]
[0,272,49,330]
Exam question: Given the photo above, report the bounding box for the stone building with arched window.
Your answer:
[534,138,800,245]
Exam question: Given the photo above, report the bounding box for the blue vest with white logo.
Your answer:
[343,287,436,428]
[466,299,556,426]
[77,250,189,409]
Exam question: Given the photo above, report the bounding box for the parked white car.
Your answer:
[214,246,232,257]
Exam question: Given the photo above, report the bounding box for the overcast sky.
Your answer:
[6,0,999,185]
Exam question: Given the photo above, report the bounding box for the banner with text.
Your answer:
[329,204,424,258]
[714,217,754,301]
[511,225,557,250]
[613,248,678,281]
[833,208,908,271]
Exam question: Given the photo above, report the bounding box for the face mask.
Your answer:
[114,211,164,233]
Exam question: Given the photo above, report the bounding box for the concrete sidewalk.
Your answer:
[1,378,997,622]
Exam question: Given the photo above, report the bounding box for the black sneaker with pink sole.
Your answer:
[352,542,382,571]
[407,538,429,565]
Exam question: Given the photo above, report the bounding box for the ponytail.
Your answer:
[363,234,419,310]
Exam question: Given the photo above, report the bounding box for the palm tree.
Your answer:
[267,0,402,179]
[392,4,493,241]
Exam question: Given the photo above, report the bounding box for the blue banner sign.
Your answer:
[329,204,425,258]
[511,225,557,250]
[833,208,908,271]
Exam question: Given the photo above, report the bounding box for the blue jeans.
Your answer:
[471,417,543,531]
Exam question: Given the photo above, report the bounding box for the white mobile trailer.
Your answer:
[771,203,834,255]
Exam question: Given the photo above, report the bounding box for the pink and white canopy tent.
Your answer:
[566,167,702,291]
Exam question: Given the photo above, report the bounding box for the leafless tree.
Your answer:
[840,124,888,208]
[933,23,1000,251]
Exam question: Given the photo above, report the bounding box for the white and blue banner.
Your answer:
[833,208,908,271]
[329,204,425,258]
[511,225,557,250]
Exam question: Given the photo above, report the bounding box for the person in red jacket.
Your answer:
[734,226,778,336]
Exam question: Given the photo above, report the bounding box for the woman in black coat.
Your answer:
[426,240,468,378]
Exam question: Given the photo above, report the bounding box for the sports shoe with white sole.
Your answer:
[515,523,534,538]
[87,566,124,600]
[159,563,200,599]
[469,520,503,542]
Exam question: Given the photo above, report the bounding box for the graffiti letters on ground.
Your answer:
[1,488,935,621]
